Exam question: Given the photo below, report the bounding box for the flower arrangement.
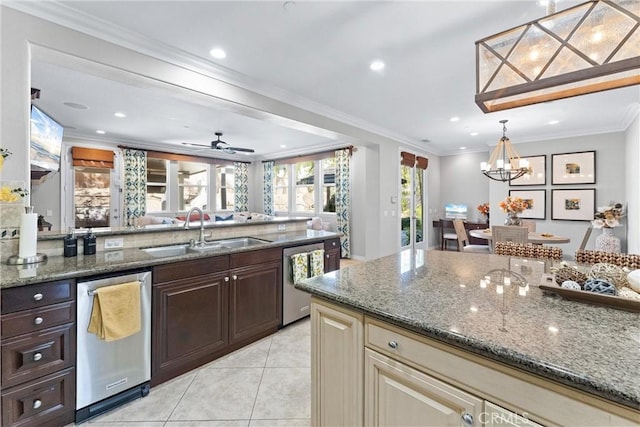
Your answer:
[592,203,624,228]
[499,196,530,214]
[0,184,28,203]
[477,203,490,216]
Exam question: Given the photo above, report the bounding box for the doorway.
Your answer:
[400,152,427,250]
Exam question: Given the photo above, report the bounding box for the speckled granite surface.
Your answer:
[295,249,640,410]
[0,230,338,288]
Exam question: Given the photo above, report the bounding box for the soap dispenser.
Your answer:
[63,227,77,257]
[83,228,97,255]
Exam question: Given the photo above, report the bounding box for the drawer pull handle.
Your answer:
[33,352,43,362]
[461,412,474,426]
[388,340,398,349]
[34,317,44,325]
[33,293,44,301]
[33,399,42,409]
[224,276,230,282]
[233,275,238,281]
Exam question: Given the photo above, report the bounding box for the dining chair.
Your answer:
[439,219,458,250]
[521,220,536,233]
[453,220,490,253]
[578,226,592,251]
[492,226,529,245]
[495,241,563,260]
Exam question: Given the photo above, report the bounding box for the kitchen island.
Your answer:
[295,249,640,426]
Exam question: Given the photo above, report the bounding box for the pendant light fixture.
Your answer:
[481,120,529,182]
[475,0,640,113]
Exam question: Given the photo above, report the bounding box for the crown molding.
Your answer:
[5,1,422,149]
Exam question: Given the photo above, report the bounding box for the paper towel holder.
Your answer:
[7,206,48,265]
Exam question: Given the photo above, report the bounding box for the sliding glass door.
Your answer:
[400,152,427,250]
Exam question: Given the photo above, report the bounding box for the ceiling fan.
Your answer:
[182,132,255,154]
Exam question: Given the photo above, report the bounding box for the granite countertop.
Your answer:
[1,230,339,288]
[295,249,640,410]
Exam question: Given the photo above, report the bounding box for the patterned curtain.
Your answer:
[263,161,275,216]
[335,148,351,258]
[123,149,147,224]
[234,162,249,212]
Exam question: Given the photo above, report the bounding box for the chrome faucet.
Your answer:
[183,206,208,246]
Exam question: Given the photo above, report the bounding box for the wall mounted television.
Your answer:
[444,203,468,220]
[30,104,63,172]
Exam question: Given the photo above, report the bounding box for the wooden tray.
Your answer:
[539,284,640,313]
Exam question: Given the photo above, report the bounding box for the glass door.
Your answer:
[400,153,426,250]
[73,166,112,228]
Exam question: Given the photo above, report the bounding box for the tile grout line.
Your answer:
[248,336,274,423]
[162,368,201,425]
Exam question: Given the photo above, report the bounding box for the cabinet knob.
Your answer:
[326,254,330,258]
[224,276,230,282]
[388,340,398,349]
[33,293,43,301]
[33,352,43,362]
[461,412,474,426]
[232,275,238,281]
[34,317,44,325]
[33,399,42,409]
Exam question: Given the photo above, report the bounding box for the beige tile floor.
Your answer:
[71,318,311,427]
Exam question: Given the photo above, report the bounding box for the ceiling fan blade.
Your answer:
[182,142,212,148]
[226,146,255,153]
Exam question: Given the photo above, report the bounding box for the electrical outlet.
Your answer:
[104,251,124,262]
[104,238,124,250]
[278,224,286,231]
[46,209,53,217]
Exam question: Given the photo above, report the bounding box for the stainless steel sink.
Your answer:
[140,237,270,258]
[140,244,190,258]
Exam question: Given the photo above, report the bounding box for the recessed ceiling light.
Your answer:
[96,130,106,135]
[470,132,479,136]
[548,120,560,125]
[114,112,126,118]
[449,116,460,122]
[209,48,227,59]
[459,146,467,150]
[548,326,559,333]
[370,60,385,71]
[63,102,88,110]
[280,144,287,148]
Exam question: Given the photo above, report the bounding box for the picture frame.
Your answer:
[552,151,596,185]
[551,188,595,221]
[509,189,546,219]
[510,155,546,186]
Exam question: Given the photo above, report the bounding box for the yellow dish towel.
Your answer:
[88,281,141,342]
[310,249,325,277]
[291,253,309,283]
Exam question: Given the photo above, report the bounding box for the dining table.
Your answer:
[469,228,571,245]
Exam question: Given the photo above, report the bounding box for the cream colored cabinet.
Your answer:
[483,401,544,427]
[310,299,363,427]
[365,349,482,427]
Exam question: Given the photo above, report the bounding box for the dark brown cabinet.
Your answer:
[0,279,76,427]
[324,238,341,273]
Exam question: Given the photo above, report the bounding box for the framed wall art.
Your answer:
[509,189,546,219]
[551,151,596,185]
[510,155,546,186]
[551,188,595,221]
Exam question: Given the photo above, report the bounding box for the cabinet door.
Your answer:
[311,299,363,427]
[365,349,482,427]
[324,249,341,273]
[229,260,282,345]
[152,272,228,385]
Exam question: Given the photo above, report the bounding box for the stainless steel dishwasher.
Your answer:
[283,243,324,326]
[76,269,152,423]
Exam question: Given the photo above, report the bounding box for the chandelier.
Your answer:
[475,0,640,113]
[481,120,529,182]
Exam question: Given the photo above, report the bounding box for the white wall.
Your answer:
[625,112,640,254]
[30,172,61,228]
[440,151,490,224]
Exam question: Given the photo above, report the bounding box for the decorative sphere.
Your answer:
[561,280,581,290]
[627,270,640,293]
[583,279,616,295]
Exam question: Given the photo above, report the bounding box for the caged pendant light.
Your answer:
[475,0,640,113]
[481,120,530,182]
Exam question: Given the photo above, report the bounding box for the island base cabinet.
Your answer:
[152,273,228,386]
[364,349,482,427]
[310,299,363,427]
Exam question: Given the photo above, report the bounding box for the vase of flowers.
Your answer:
[499,196,528,226]
[477,203,490,224]
[592,203,624,253]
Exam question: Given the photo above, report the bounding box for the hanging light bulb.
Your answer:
[480,120,530,182]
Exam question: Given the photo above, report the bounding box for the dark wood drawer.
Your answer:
[1,367,75,427]
[230,247,282,268]
[1,323,75,388]
[324,238,341,251]
[1,302,76,339]
[154,255,230,283]
[1,280,75,314]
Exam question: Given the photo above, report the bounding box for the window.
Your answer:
[178,160,208,210]
[74,167,111,228]
[146,158,167,212]
[216,165,235,211]
[295,161,315,212]
[274,164,289,212]
[322,158,336,213]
